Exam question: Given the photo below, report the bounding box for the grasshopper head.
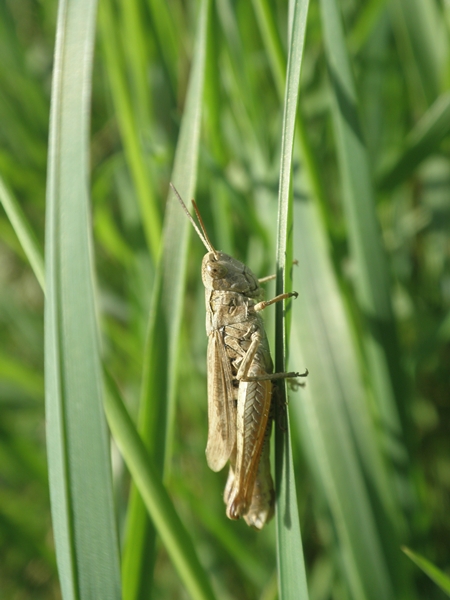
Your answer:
[170,184,263,298]
[202,252,262,297]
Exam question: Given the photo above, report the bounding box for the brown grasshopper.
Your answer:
[171,183,307,529]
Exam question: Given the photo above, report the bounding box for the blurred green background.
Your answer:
[1,0,449,598]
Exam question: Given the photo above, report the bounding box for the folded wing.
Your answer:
[205,330,236,472]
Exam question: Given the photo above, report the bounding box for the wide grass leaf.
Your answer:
[45,0,121,597]
[320,0,408,503]
[290,197,397,600]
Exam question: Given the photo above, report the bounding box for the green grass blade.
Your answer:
[390,0,447,108]
[0,174,45,292]
[99,0,161,261]
[250,0,286,97]
[251,0,329,238]
[121,1,210,597]
[176,477,270,588]
[320,0,408,486]
[376,91,450,190]
[275,411,309,600]
[104,374,216,600]
[274,1,310,598]
[45,0,121,597]
[0,352,44,399]
[348,0,388,54]
[146,0,179,93]
[402,547,450,597]
[290,198,398,600]
[117,0,153,130]
[3,0,450,597]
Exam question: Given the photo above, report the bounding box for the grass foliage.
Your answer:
[0,0,449,598]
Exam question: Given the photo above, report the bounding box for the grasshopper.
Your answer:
[171,183,307,529]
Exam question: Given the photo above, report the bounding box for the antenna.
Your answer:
[170,183,218,257]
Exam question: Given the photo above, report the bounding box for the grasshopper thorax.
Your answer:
[202,251,262,298]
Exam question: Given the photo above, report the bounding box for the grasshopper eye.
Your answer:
[207,262,227,279]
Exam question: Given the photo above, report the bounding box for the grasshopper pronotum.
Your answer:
[172,184,307,529]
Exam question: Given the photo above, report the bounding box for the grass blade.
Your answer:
[99,0,161,261]
[45,0,121,597]
[2,0,449,598]
[290,198,397,600]
[390,0,447,108]
[0,174,45,292]
[320,0,408,490]
[121,1,210,597]
[274,1,310,598]
[376,91,450,190]
[285,0,413,597]
[104,374,216,600]
[402,547,450,597]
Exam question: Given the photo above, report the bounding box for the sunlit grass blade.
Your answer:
[320,0,408,489]
[274,1,310,598]
[2,0,449,597]
[146,0,179,93]
[99,0,160,261]
[251,0,285,97]
[117,0,152,130]
[251,0,329,234]
[0,174,45,292]
[402,547,450,597]
[45,0,121,597]
[275,410,309,600]
[178,481,269,588]
[376,92,450,190]
[121,1,210,598]
[104,374,216,600]
[290,197,398,600]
